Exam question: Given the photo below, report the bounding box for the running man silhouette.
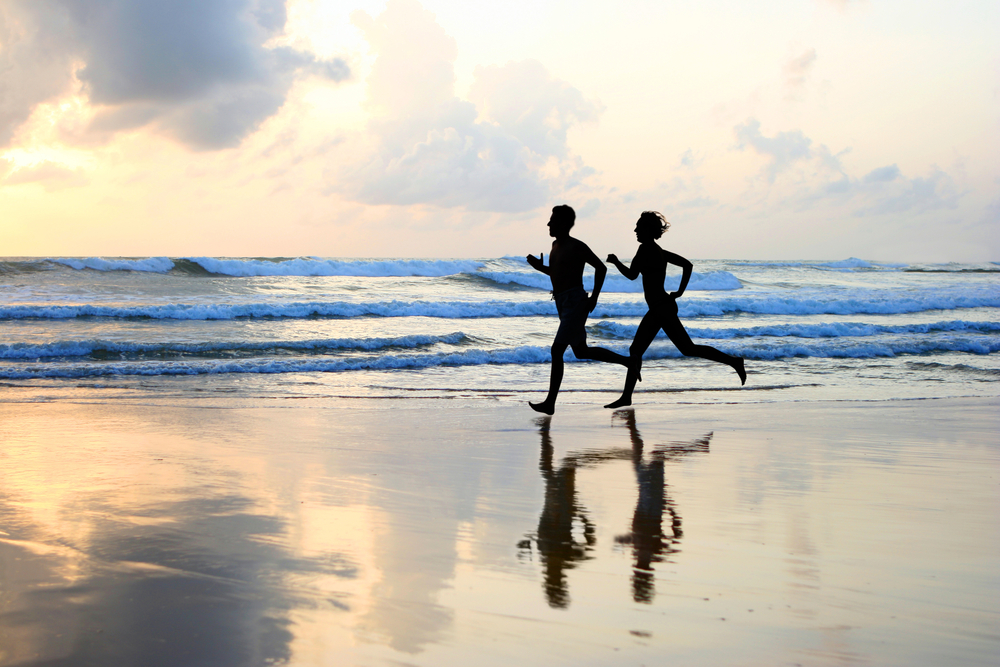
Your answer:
[604,211,746,409]
[527,205,634,414]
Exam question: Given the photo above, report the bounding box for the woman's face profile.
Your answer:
[635,221,655,243]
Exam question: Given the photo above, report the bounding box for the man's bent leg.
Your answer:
[530,342,569,415]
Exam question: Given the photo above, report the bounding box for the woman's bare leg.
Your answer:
[605,311,659,408]
[662,314,746,385]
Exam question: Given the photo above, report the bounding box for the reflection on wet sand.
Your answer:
[519,410,711,607]
[0,492,312,667]
[2,397,996,666]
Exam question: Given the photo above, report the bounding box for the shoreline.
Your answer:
[0,393,997,666]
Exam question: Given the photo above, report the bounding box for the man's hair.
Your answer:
[551,205,576,228]
[637,211,669,239]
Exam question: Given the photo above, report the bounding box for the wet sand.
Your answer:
[0,394,997,666]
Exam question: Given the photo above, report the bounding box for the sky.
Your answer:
[0,0,997,261]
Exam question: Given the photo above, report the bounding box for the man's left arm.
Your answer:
[583,244,607,312]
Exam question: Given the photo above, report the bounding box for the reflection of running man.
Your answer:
[526,205,633,415]
[524,415,595,609]
[605,211,746,408]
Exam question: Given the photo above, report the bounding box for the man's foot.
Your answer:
[629,357,642,382]
[604,396,632,409]
[529,400,555,415]
[735,358,746,386]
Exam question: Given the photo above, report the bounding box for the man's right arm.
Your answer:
[526,253,550,275]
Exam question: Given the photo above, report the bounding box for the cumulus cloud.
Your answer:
[784,48,817,98]
[469,60,603,159]
[0,0,348,150]
[735,119,962,217]
[823,0,857,11]
[850,166,960,216]
[3,161,89,191]
[735,118,826,182]
[679,149,704,169]
[336,0,600,213]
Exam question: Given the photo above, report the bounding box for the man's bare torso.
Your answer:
[547,236,591,294]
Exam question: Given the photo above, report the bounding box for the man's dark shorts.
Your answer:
[552,286,589,347]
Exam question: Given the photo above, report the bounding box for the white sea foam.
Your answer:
[0,333,469,360]
[2,335,997,379]
[592,319,1000,341]
[0,346,553,379]
[3,289,998,321]
[51,257,175,272]
[819,257,874,269]
[186,257,485,277]
[0,300,569,320]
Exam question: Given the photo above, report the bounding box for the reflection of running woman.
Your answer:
[605,212,746,409]
[527,205,633,415]
[618,410,680,603]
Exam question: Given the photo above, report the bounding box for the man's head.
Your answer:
[548,205,576,237]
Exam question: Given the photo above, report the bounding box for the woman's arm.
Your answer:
[606,245,644,281]
[664,250,693,298]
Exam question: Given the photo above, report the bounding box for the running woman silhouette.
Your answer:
[604,211,746,409]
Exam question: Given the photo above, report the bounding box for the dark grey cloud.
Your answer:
[0,2,78,145]
[0,0,348,149]
[338,0,600,213]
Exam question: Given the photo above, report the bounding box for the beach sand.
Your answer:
[0,393,997,666]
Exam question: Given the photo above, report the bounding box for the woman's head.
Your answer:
[635,211,669,240]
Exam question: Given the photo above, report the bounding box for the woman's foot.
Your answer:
[604,396,632,409]
[735,358,746,386]
[529,400,555,415]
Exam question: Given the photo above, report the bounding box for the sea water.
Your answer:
[1,256,997,404]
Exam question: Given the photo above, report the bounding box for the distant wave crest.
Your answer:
[43,256,485,277]
[51,257,175,272]
[476,270,742,292]
[185,257,485,277]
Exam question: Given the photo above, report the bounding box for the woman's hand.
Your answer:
[606,253,619,264]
